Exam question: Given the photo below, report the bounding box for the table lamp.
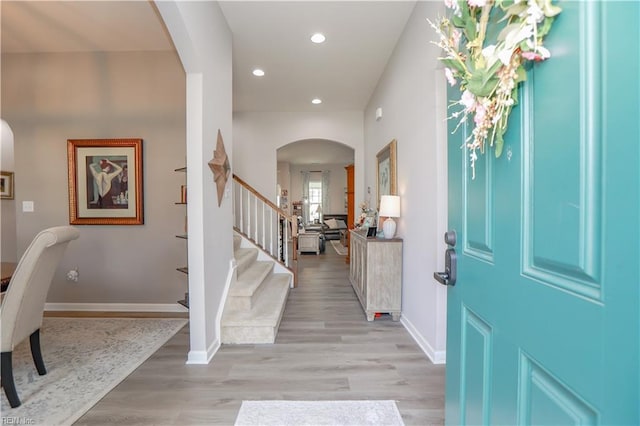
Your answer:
[379,195,400,239]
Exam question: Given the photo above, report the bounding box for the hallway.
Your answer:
[77,245,445,425]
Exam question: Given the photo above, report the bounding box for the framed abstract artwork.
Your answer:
[67,138,143,225]
[376,139,397,209]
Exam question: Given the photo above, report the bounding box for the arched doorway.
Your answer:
[277,138,354,225]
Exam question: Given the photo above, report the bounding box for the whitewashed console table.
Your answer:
[349,230,402,321]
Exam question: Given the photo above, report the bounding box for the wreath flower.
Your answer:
[430,0,561,178]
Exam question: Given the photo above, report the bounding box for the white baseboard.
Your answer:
[187,338,220,364]
[401,316,446,364]
[45,302,189,313]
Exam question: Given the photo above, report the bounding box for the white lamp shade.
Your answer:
[379,195,400,218]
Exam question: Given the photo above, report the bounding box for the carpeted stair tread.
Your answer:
[224,233,291,344]
[223,273,290,326]
[221,272,290,344]
[234,247,258,274]
[227,260,276,311]
[231,261,274,297]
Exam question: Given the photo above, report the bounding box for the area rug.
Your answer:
[234,400,405,426]
[0,317,187,426]
[330,240,348,256]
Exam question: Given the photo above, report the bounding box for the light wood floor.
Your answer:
[76,243,445,425]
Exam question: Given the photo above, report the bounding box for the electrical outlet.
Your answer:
[66,268,79,282]
[22,201,34,212]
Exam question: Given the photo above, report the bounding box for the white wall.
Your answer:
[2,51,187,305]
[364,1,448,363]
[233,111,364,217]
[156,0,233,364]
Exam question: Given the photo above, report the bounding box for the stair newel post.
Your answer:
[243,186,247,235]
[249,192,253,240]
[262,200,266,250]
[237,182,243,234]
[248,190,252,237]
[257,199,262,248]
[245,192,248,236]
[243,186,248,236]
[241,185,245,235]
[268,208,271,256]
[257,198,261,247]
[282,212,288,265]
[268,203,272,254]
[271,205,275,255]
[253,194,258,243]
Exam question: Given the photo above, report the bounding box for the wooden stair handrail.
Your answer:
[233,174,299,287]
[233,174,290,220]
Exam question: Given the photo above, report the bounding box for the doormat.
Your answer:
[235,400,405,425]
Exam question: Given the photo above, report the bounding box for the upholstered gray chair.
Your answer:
[1,226,79,408]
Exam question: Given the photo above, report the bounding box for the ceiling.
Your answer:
[2,1,414,165]
[218,1,415,112]
[1,0,416,113]
[1,1,174,53]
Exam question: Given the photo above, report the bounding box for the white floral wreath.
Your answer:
[430,0,561,178]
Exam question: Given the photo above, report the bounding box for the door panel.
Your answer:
[464,149,495,262]
[522,2,603,301]
[517,353,598,426]
[445,2,639,425]
[461,306,493,426]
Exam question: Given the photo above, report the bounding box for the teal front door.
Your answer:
[445,3,639,424]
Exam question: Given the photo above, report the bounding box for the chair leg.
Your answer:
[1,351,21,408]
[30,329,47,375]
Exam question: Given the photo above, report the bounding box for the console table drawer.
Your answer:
[298,232,320,254]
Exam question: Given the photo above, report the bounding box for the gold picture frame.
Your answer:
[0,171,14,200]
[376,139,397,209]
[67,138,144,225]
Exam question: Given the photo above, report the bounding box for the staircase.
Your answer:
[221,234,292,344]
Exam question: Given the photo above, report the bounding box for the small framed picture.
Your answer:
[0,171,14,200]
[366,226,377,238]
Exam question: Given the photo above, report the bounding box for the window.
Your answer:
[308,181,322,223]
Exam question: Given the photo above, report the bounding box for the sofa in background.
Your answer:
[304,214,348,241]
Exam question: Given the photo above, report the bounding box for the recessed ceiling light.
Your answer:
[252,69,265,77]
[311,98,322,105]
[310,33,326,44]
